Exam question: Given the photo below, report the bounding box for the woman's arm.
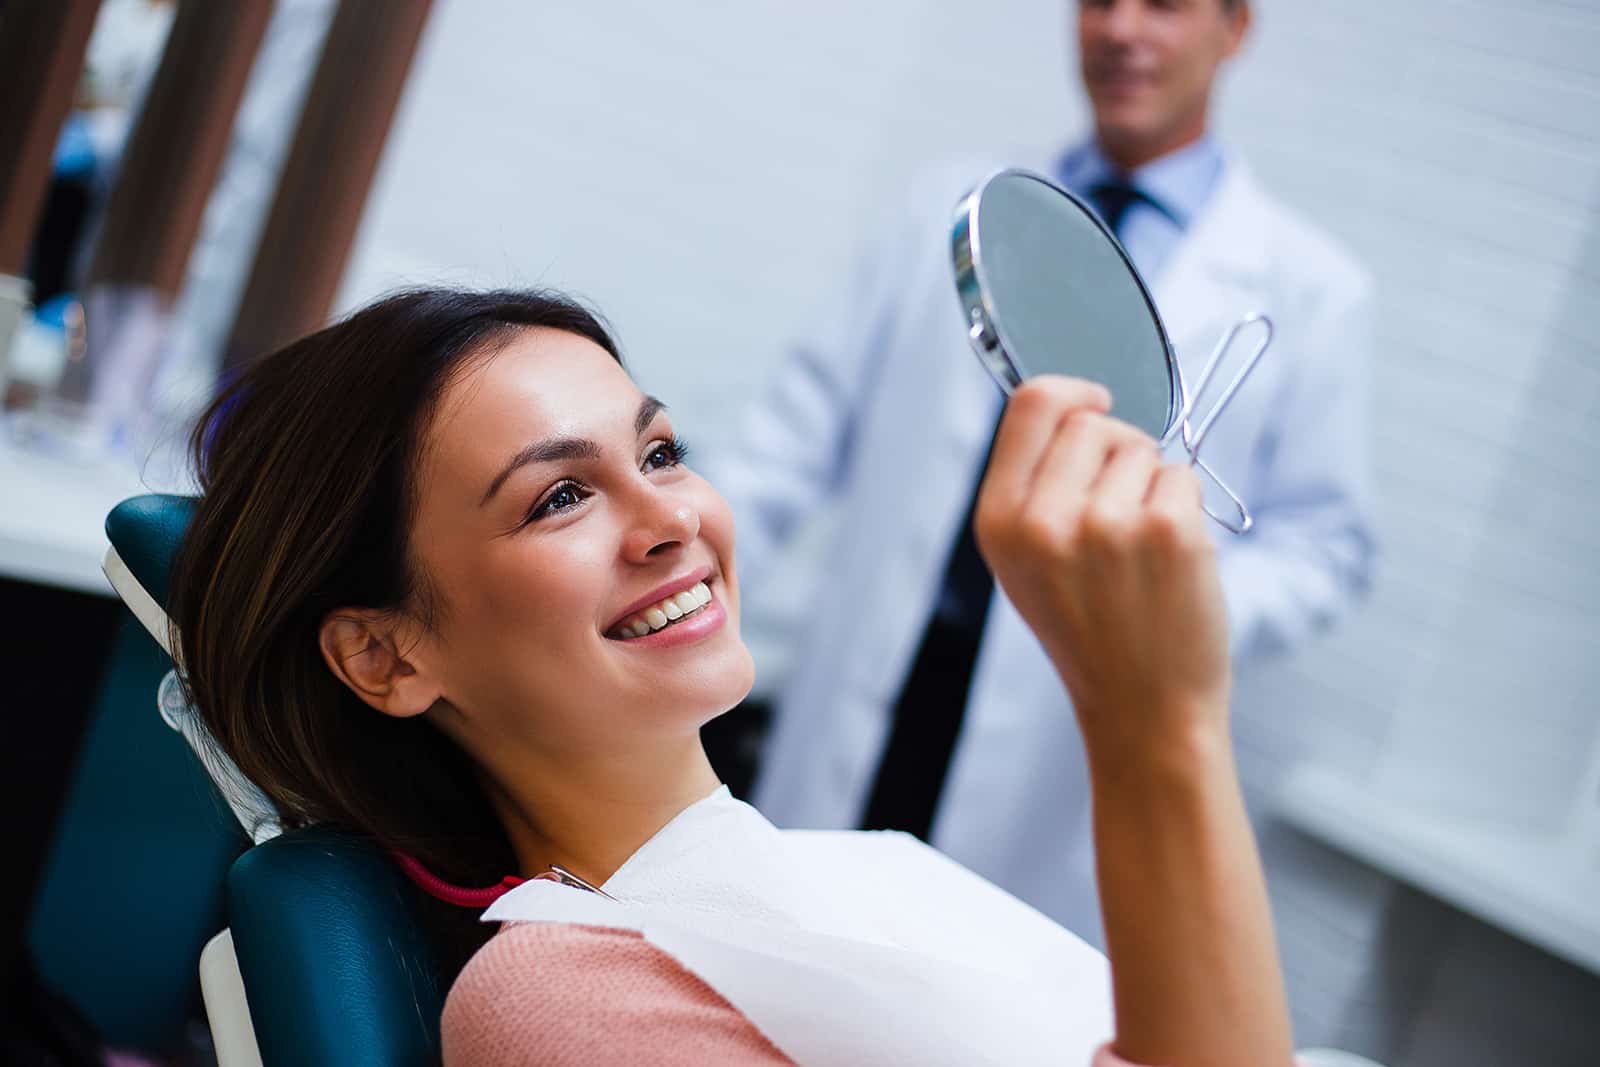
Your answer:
[974,378,1294,1067]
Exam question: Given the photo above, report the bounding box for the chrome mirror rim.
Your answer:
[950,167,1183,438]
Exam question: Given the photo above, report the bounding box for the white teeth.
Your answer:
[614,581,717,639]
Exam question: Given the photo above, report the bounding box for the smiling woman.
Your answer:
[169,288,758,974]
[169,286,1295,1067]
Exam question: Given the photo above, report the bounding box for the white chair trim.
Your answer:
[102,544,175,659]
[1299,1050,1389,1067]
[199,929,265,1067]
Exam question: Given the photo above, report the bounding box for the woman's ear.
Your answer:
[318,609,442,718]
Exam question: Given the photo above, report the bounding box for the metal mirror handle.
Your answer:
[1157,313,1274,534]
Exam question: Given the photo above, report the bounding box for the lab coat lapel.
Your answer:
[1153,162,1273,378]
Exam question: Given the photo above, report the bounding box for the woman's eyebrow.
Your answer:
[480,395,668,506]
[636,395,666,434]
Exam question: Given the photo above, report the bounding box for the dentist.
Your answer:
[708,0,1377,943]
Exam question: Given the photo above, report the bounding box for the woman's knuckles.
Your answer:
[1142,507,1200,556]
[1079,501,1137,548]
[1014,506,1070,558]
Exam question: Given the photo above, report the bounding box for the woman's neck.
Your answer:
[486,734,721,887]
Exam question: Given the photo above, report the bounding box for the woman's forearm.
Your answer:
[1089,721,1294,1067]
[967,381,1294,1066]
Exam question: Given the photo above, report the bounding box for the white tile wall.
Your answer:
[1226,2,1600,1061]
[339,1,1600,1062]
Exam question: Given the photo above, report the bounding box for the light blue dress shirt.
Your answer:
[1056,135,1225,282]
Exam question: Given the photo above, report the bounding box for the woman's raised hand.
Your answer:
[978,378,1295,1067]
[973,376,1231,771]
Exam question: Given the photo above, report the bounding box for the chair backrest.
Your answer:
[228,828,446,1065]
[103,495,449,1065]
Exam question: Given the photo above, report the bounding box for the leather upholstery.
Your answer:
[104,494,195,609]
[229,828,445,1066]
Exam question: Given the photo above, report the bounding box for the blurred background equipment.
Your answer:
[43,0,273,458]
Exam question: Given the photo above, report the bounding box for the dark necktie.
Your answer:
[858,180,1150,840]
[1086,178,1148,237]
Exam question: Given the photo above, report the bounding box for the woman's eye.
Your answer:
[526,481,588,524]
[645,436,690,471]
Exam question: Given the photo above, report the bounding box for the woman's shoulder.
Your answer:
[441,921,791,1066]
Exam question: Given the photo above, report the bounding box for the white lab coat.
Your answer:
[705,148,1377,942]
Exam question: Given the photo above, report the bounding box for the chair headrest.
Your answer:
[103,494,196,657]
[103,493,283,842]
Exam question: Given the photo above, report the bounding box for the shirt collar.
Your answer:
[1057,134,1225,229]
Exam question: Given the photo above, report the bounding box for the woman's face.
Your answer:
[404,328,754,759]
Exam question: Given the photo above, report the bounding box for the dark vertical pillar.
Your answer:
[222,0,434,372]
[85,0,275,298]
[0,0,103,275]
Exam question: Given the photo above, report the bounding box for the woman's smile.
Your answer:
[606,581,727,649]
[605,566,721,641]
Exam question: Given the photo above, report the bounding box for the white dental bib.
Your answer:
[482,787,1113,1065]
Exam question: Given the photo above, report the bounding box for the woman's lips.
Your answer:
[609,589,727,649]
[604,566,713,633]
[607,580,713,638]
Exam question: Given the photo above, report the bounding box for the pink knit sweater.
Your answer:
[443,922,1164,1066]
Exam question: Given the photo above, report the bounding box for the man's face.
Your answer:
[1077,0,1248,160]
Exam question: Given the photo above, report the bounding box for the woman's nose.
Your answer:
[620,486,700,562]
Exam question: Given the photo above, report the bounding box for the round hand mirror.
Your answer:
[950,168,1271,532]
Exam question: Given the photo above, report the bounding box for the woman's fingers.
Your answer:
[981,377,1111,514]
[1086,439,1162,526]
[1022,412,1153,537]
[972,388,1231,758]
[1146,462,1207,540]
[1011,415,1139,543]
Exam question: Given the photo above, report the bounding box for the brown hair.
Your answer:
[169,288,621,969]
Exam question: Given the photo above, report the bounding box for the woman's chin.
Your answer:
[702,640,758,716]
[707,646,759,720]
[624,636,756,727]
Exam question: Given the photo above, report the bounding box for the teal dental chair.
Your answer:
[103,495,450,1067]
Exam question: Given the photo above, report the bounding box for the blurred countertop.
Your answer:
[1280,765,1600,977]
[0,441,154,596]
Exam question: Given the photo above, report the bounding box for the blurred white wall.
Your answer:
[336,0,1080,438]
[334,2,1600,1063]
[1220,6,1600,1062]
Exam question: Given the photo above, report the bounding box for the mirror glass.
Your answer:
[952,169,1177,439]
